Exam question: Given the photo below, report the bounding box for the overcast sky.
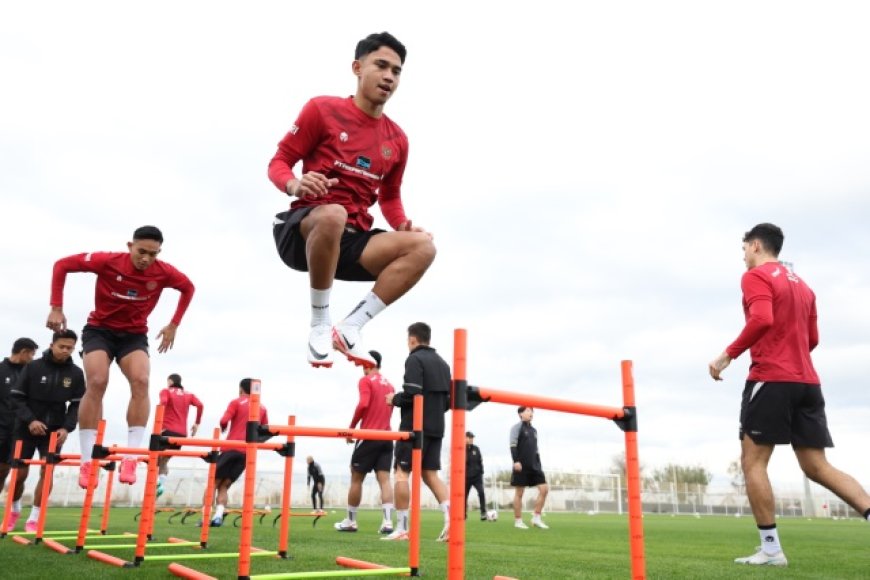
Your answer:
[2,1,870,494]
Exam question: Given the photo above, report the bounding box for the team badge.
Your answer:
[356,156,372,170]
[146,281,158,290]
[381,145,392,159]
[63,377,72,388]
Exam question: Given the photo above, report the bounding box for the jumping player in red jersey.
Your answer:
[269,31,436,370]
[709,223,870,567]
[46,226,195,489]
[203,378,268,527]
[156,373,203,497]
[334,350,396,534]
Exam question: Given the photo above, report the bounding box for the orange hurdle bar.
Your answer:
[238,379,263,579]
[99,459,117,534]
[0,439,24,537]
[447,329,468,578]
[133,404,166,563]
[75,419,107,551]
[168,562,218,580]
[336,556,410,574]
[408,394,423,576]
[199,427,221,547]
[34,431,60,543]
[277,415,295,559]
[88,549,135,567]
[161,437,285,451]
[471,386,626,420]
[262,425,412,442]
[621,360,646,580]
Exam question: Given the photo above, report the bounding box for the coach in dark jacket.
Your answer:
[464,431,487,520]
[0,338,39,491]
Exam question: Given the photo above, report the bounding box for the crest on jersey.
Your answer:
[63,377,72,388]
[381,145,392,159]
[147,281,158,290]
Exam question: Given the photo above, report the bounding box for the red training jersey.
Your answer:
[349,371,395,431]
[726,261,820,383]
[267,96,409,232]
[50,252,195,334]
[220,395,268,450]
[159,386,204,434]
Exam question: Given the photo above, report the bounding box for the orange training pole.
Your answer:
[447,327,468,580]
[277,415,295,559]
[621,360,646,580]
[134,404,165,564]
[168,562,219,580]
[1,439,23,537]
[199,427,221,548]
[100,460,116,534]
[261,425,412,442]
[76,419,106,551]
[408,394,423,576]
[237,379,262,580]
[472,386,625,420]
[34,431,60,543]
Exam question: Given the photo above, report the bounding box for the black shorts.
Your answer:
[16,435,64,461]
[215,450,246,483]
[510,468,547,488]
[0,431,14,464]
[82,325,149,362]
[739,381,834,447]
[394,435,442,472]
[351,440,393,473]
[161,429,186,451]
[272,208,385,282]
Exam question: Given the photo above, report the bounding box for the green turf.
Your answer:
[1,508,868,578]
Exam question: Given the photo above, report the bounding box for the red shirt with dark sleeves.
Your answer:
[220,395,268,450]
[159,386,204,434]
[50,252,195,334]
[267,96,409,232]
[349,371,395,431]
[726,261,820,383]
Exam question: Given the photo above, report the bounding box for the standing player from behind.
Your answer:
[204,378,268,527]
[510,407,549,530]
[306,456,326,513]
[46,225,195,489]
[6,331,85,532]
[334,350,396,534]
[269,31,436,369]
[385,322,452,542]
[156,373,203,497]
[0,337,38,498]
[709,223,870,566]
[464,431,487,521]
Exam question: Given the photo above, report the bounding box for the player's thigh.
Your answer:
[118,349,151,391]
[358,230,432,276]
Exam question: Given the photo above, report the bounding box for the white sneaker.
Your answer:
[436,525,449,542]
[532,518,549,529]
[380,529,409,541]
[378,520,394,534]
[332,324,376,368]
[514,520,529,529]
[308,325,334,368]
[333,519,357,532]
[734,547,788,566]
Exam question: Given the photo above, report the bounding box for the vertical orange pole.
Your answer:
[99,460,116,534]
[1,439,23,537]
[134,404,165,564]
[199,427,220,548]
[76,419,106,551]
[34,431,60,543]
[237,379,261,580]
[277,415,295,559]
[407,394,423,576]
[621,360,646,580]
[447,328,468,580]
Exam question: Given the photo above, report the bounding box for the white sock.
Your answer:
[79,429,97,462]
[158,474,167,485]
[12,500,22,513]
[397,509,409,532]
[347,506,357,522]
[533,511,543,522]
[27,506,41,522]
[214,504,225,518]
[310,288,331,327]
[440,500,450,524]
[759,525,782,554]
[127,425,147,449]
[341,292,386,329]
[382,502,394,522]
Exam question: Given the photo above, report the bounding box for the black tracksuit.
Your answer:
[465,443,486,516]
[10,350,85,439]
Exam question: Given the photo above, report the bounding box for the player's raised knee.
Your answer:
[311,204,349,231]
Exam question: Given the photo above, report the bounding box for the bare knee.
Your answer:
[309,205,348,235]
[409,233,436,266]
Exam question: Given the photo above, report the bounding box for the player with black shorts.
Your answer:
[509,407,549,530]
[709,223,870,566]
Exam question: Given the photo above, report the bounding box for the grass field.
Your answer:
[0,508,868,578]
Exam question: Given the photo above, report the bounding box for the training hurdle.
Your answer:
[446,329,646,580]
[168,380,424,580]
[1,428,119,543]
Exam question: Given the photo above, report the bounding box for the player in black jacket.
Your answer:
[464,431,487,520]
[5,330,85,532]
[0,337,39,502]
[306,456,326,512]
[509,406,549,529]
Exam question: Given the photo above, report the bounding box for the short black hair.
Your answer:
[517,406,533,414]
[133,225,164,244]
[408,322,431,344]
[168,373,183,388]
[52,329,78,343]
[239,378,252,394]
[743,223,784,257]
[355,31,406,64]
[12,337,38,354]
[369,350,382,368]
